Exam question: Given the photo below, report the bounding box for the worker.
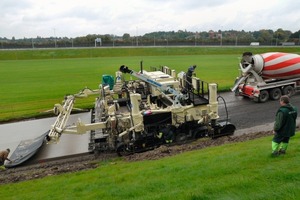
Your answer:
[0,148,12,170]
[157,126,174,144]
[272,95,298,156]
[186,65,196,91]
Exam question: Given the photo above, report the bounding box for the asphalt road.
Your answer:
[217,91,300,133]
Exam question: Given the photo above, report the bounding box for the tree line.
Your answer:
[0,28,299,49]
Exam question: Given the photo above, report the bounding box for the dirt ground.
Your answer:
[0,131,273,185]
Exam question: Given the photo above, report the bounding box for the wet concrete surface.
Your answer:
[1,92,300,163]
[0,112,91,163]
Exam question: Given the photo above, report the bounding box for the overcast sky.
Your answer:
[1,0,299,39]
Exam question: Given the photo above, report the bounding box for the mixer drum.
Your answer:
[260,52,300,79]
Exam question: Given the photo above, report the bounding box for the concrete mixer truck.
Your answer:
[232,52,300,102]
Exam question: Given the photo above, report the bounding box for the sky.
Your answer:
[1,0,299,39]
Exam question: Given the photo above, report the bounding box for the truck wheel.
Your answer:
[270,88,282,100]
[259,90,269,102]
[282,85,295,97]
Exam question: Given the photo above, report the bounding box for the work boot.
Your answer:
[279,143,288,154]
[279,149,286,155]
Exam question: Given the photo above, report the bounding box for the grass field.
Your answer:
[1,134,299,200]
[0,46,300,122]
[1,47,300,199]
[1,46,300,60]
[0,55,238,121]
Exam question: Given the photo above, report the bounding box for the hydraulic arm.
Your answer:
[119,65,187,106]
[46,88,100,143]
[47,95,75,143]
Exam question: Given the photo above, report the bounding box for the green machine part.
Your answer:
[102,75,114,90]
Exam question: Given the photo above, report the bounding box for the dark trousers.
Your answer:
[272,134,290,144]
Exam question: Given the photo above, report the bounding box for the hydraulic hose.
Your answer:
[217,95,229,125]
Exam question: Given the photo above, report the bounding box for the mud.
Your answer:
[0,131,273,185]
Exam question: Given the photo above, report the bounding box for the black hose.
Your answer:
[217,95,229,125]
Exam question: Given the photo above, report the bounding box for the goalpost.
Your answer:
[95,38,102,47]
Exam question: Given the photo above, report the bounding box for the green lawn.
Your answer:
[1,134,299,200]
[1,47,300,199]
[1,46,300,122]
[1,46,300,60]
[0,54,238,121]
